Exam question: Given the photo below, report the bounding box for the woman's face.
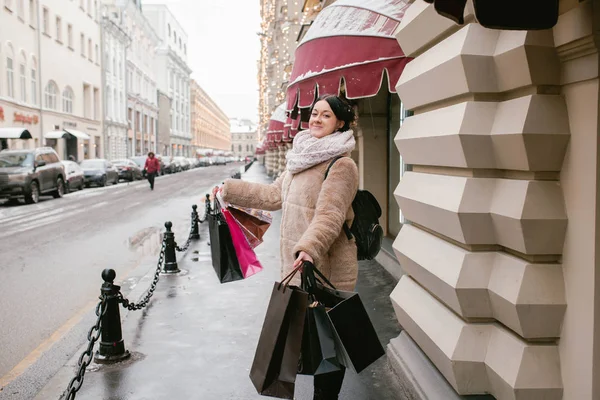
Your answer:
[309,100,344,139]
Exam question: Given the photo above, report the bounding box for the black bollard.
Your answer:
[205,193,211,215]
[191,205,200,240]
[94,269,131,363]
[163,221,180,274]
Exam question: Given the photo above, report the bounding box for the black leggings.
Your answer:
[147,172,156,189]
[314,367,346,399]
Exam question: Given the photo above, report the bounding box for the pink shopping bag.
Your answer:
[222,209,263,279]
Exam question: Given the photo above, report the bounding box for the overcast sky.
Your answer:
[148,0,261,122]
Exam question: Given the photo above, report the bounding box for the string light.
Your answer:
[258,0,324,139]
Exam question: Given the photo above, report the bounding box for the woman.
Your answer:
[217,94,358,400]
[144,152,160,190]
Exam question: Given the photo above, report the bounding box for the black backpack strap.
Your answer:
[324,155,345,179]
[324,156,353,240]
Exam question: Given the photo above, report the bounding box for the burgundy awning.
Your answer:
[265,103,287,147]
[287,0,412,111]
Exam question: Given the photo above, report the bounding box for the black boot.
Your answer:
[313,368,345,400]
[313,388,339,400]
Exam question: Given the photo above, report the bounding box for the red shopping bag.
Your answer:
[222,209,263,279]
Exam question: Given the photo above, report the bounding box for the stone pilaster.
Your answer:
[389,1,573,399]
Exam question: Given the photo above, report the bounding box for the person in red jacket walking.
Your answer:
[144,152,160,190]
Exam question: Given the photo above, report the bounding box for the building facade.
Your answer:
[122,0,158,156]
[230,118,257,160]
[156,89,170,156]
[190,79,230,152]
[261,0,600,399]
[0,0,103,160]
[257,0,333,140]
[143,4,191,157]
[100,0,129,160]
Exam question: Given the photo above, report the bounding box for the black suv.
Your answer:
[0,147,66,204]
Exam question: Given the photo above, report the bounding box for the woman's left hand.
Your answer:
[293,251,314,270]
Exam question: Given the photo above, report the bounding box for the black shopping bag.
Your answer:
[250,267,309,399]
[297,303,342,376]
[305,262,386,374]
[207,204,243,283]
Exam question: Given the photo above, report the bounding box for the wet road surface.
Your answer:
[0,164,242,390]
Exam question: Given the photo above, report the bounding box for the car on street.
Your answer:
[173,156,190,171]
[61,160,85,193]
[112,159,143,181]
[80,159,119,187]
[159,155,176,174]
[0,147,66,204]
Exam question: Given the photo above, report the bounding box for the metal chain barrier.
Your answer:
[175,215,195,252]
[198,200,210,223]
[119,239,166,311]
[63,296,107,400]
[176,203,209,252]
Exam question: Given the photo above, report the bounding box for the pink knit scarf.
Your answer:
[285,129,355,175]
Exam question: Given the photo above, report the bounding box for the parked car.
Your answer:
[173,156,190,171]
[159,155,176,174]
[187,158,199,169]
[61,160,85,193]
[129,156,147,176]
[112,159,143,181]
[80,159,119,187]
[0,147,66,204]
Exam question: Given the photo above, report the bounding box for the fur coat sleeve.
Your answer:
[292,157,358,267]
[221,171,287,211]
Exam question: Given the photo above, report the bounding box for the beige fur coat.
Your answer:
[222,157,359,291]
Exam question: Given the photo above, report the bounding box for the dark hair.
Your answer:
[310,94,356,132]
[148,152,155,157]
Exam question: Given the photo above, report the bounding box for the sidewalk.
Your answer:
[36,163,403,400]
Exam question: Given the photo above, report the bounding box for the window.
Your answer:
[44,80,58,110]
[55,16,62,42]
[6,57,14,98]
[83,83,91,118]
[106,90,112,118]
[179,38,182,49]
[42,7,49,35]
[88,38,92,60]
[19,62,26,101]
[120,91,124,120]
[93,87,99,119]
[30,59,37,105]
[80,33,84,56]
[93,0,97,19]
[113,89,117,119]
[184,44,186,54]
[17,0,24,19]
[174,31,177,43]
[238,144,241,152]
[95,44,98,63]
[168,24,171,37]
[87,0,91,15]
[62,86,73,113]
[67,24,73,48]
[29,0,35,27]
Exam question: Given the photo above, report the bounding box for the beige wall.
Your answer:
[388,1,600,399]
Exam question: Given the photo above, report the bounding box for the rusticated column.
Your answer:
[385,1,593,399]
